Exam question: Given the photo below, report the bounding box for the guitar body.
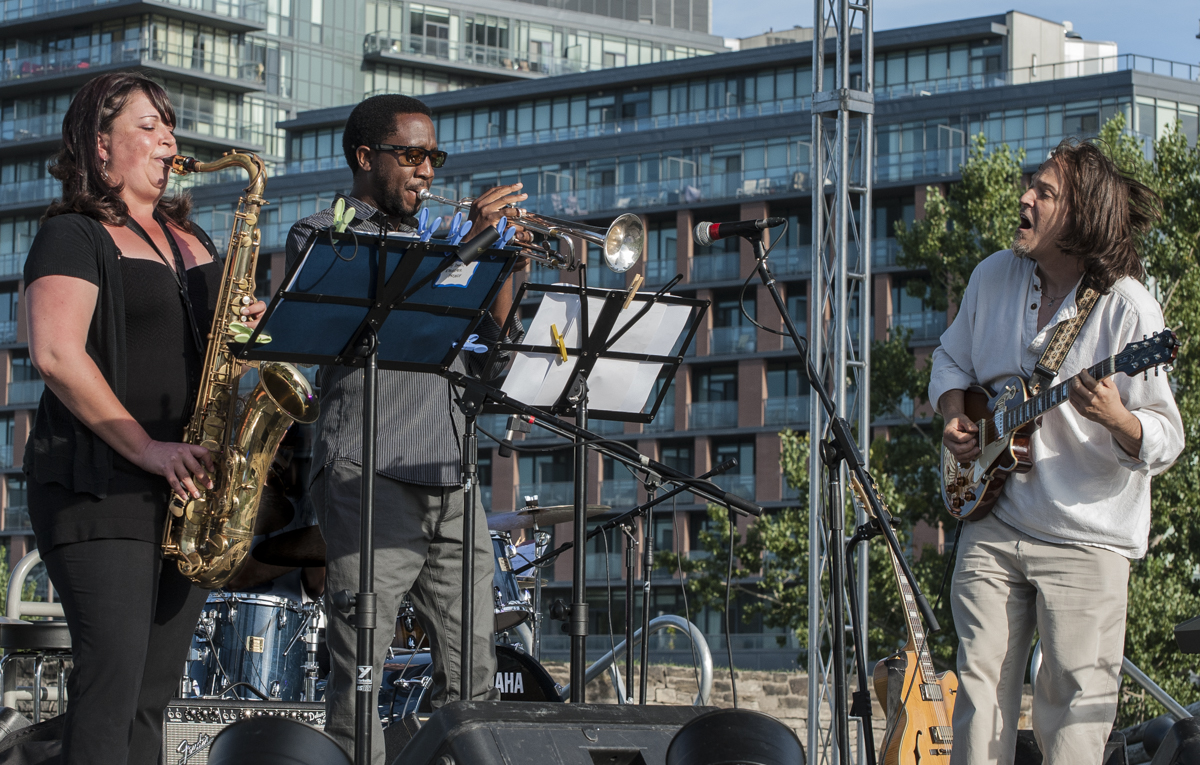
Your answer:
[873,647,958,764]
[941,377,1034,521]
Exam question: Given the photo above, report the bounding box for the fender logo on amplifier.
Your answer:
[175,732,212,764]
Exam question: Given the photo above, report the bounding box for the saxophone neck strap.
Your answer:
[1027,283,1100,395]
[124,213,205,353]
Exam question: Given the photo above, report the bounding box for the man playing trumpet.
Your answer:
[285,94,529,765]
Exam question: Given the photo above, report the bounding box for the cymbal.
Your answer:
[487,504,610,531]
[252,525,326,567]
[253,481,295,536]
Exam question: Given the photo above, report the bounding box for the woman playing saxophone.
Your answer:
[22,72,265,764]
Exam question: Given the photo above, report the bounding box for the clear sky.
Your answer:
[713,1,1199,66]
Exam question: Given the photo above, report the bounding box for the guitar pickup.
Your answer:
[930,726,953,744]
[920,684,944,702]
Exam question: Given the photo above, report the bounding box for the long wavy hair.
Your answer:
[44,71,192,230]
[1049,138,1160,293]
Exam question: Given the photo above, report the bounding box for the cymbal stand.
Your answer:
[621,521,638,703]
[533,524,549,661]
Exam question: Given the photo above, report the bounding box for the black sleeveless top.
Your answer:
[27,230,223,550]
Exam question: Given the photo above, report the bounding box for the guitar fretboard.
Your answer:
[994,356,1114,440]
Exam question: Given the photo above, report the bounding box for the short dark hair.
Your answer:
[45,71,191,229]
[1048,138,1161,293]
[342,95,432,175]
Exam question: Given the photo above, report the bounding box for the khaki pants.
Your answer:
[950,513,1129,765]
[312,460,498,765]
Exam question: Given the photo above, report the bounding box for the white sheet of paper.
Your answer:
[502,288,692,414]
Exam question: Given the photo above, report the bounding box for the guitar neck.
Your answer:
[885,544,940,685]
[1001,355,1115,435]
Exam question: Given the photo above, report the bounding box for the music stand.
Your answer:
[479,271,707,701]
[238,228,516,765]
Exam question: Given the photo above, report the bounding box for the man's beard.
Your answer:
[376,182,416,220]
[1012,233,1031,259]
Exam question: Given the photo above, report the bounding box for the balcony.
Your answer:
[4,505,30,531]
[690,252,739,282]
[589,419,626,436]
[0,0,267,33]
[712,473,756,501]
[517,481,574,507]
[7,379,44,406]
[0,111,62,150]
[644,258,677,286]
[585,551,622,579]
[872,239,902,268]
[365,32,582,80]
[770,245,811,276]
[599,479,637,508]
[0,38,266,96]
[0,177,56,209]
[644,403,675,433]
[688,400,737,430]
[0,320,16,344]
[888,311,947,344]
[709,326,756,355]
[0,444,12,468]
[764,396,811,427]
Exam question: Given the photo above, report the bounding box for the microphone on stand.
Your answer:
[692,217,785,246]
[702,458,738,479]
[497,414,533,458]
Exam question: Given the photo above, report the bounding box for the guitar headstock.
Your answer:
[1115,329,1179,378]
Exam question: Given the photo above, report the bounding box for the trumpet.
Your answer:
[417,189,644,273]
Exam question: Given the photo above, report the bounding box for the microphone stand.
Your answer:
[746,233,939,762]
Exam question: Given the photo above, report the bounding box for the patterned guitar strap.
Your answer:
[1026,283,1100,395]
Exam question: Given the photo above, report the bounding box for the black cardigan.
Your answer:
[22,213,219,499]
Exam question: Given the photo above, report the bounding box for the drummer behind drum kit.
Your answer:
[177,499,607,726]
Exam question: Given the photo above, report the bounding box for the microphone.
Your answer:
[456,226,501,265]
[498,414,533,459]
[701,458,738,479]
[693,217,785,246]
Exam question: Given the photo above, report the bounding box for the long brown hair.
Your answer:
[44,71,192,230]
[1049,138,1160,293]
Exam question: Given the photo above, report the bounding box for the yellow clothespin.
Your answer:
[550,323,568,363]
[622,273,645,310]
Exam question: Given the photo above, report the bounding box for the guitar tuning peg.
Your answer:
[1165,364,1174,373]
[1156,366,1160,377]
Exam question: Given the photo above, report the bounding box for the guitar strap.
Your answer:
[1026,283,1100,395]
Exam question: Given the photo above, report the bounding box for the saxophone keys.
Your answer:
[241,212,258,226]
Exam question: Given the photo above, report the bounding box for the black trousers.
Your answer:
[40,538,208,765]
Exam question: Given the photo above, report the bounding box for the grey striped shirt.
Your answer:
[286,195,506,487]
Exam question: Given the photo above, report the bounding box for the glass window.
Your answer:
[767,360,804,398]
[886,52,905,85]
[712,439,754,475]
[694,365,737,402]
[1180,103,1199,145]
[906,49,926,82]
[927,46,948,79]
[948,44,968,77]
[660,441,692,474]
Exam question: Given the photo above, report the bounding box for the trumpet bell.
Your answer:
[603,213,644,274]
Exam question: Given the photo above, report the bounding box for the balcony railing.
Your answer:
[688,400,737,430]
[4,505,30,531]
[872,239,902,268]
[590,419,626,436]
[690,252,740,282]
[0,177,56,208]
[0,321,16,344]
[0,444,12,468]
[709,326,756,355]
[712,473,756,500]
[365,32,618,78]
[0,0,266,24]
[516,481,574,507]
[585,551,623,579]
[644,258,677,286]
[770,245,811,276]
[764,396,811,427]
[1,39,265,87]
[599,479,637,508]
[888,311,947,343]
[645,403,675,432]
[7,379,44,406]
[0,111,63,145]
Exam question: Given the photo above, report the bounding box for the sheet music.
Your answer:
[501,288,691,414]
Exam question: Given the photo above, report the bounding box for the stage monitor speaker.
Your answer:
[394,701,715,765]
[1014,729,1128,765]
[162,698,325,765]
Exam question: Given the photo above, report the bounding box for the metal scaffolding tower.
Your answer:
[808,0,874,761]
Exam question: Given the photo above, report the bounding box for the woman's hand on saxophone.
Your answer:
[133,440,216,501]
[237,299,267,329]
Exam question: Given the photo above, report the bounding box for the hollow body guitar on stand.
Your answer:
[851,476,956,764]
[942,329,1179,520]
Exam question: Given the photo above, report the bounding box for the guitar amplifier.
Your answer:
[162,699,325,765]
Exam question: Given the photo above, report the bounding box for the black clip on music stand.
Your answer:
[477,267,706,702]
[237,228,516,765]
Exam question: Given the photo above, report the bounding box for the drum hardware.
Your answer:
[486,503,610,532]
[490,530,535,632]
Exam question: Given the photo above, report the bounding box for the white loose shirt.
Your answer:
[928,250,1184,559]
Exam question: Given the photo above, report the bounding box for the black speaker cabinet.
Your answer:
[394,701,715,765]
[162,699,325,765]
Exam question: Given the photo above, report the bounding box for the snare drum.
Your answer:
[185,592,317,702]
[491,531,533,632]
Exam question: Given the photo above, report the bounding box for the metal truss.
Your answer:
[808,0,874,762]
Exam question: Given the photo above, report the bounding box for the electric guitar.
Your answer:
[849,475,956,764]
[941,329,1179,520]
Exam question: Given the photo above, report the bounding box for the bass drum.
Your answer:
[379,645,561,722]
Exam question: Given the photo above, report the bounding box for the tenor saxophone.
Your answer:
[162,152,319,589]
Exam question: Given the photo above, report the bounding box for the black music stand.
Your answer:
[479,270,706,701]
[237,228,516,765]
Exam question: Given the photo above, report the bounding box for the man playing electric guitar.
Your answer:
[929,140,1184,765]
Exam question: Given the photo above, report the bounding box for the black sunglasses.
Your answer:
[370,144,448,168]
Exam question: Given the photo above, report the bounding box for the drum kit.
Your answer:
[177,498,604,721]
